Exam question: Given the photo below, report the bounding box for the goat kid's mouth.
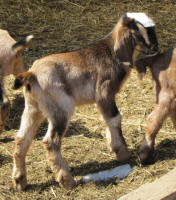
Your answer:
[134,49,158,61]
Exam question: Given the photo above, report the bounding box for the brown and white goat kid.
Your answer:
[12,13,158,190]
[135,49,176,164]
[0,30,33,133]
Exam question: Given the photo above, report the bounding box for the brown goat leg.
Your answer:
[43,119,76,190]
[170,107,176,128]
[105,114,131,162]
[139,103,170,164]
[12,104,43,190]
[97,98,131,162]
[0,82,10,134]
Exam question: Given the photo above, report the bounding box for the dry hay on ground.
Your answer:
[0,0,176,199]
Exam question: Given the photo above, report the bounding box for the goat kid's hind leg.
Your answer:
[97,99,131,162]
[43,112,76,190]
[169,107,176,128]
[12,102,43,190]
[139,103,170,165]
[0,82,10,134]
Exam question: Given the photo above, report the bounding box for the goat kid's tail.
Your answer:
[13,72,36,92]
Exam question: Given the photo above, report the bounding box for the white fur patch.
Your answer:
[26,35,34,42]
[126,12,155,27]
[43,123,52,143]
[105,127,122,151]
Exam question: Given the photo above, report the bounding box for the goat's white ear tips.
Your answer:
[26,35,34,42]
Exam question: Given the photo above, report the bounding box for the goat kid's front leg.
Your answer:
[12,105,43,190]
[139,103,170,165]
[97,95,131,162]
[0,82,10,134]
[43,118,76,190]
[169,107,176,128]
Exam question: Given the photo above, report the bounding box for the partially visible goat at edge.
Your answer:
[0,30,33,133]
[12,13,158,190]
[135,48,176,164]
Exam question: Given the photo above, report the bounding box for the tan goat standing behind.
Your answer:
[0,30,33,132]
[12,13,158,190]
[135,49,176,164]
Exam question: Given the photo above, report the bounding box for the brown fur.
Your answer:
[135,48,176,164]
[0,30,33,133]
[12,14,158,190]
[14,72,36,91]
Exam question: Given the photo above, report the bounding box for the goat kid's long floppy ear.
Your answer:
[12,35,34,54]
[13,72,35,91]
[122,14,137,30]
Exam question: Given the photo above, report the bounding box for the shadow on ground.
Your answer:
[25,180,60,193]
[36,119,104,140]
[0,137,14,143]
[5,95,24,131]
[154,138,176,162]
[0,154,12,167]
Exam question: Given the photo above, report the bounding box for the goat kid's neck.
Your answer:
[110,28,134,64]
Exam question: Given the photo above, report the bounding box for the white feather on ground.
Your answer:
[81,164,132,183]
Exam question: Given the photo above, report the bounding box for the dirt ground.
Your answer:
[0,0,176,199]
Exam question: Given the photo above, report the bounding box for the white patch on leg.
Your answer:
[145,135,153,147]
[105,114,123,152]
[106,128,122,152]
[43,123,52,143]
[99,114,104,121]
[16,111,33,141]
[43,131,51,143]
[105,128,112,149]
[16,105,42,144]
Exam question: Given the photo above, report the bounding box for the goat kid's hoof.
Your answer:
[60,176,76,190]
[57,171,76,190]
[13,174,27,191]
[116,147,131,162]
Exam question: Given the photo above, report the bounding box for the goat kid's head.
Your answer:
[114,13,158,59]
[127,13,158,55]
[11,35,34,75]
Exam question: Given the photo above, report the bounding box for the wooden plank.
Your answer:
[118,168,176,200]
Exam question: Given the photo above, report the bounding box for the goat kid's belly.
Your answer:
[71,82,96,106]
